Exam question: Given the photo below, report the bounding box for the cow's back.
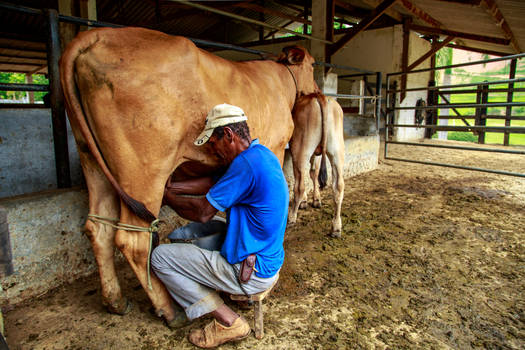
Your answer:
[65,27,294,176]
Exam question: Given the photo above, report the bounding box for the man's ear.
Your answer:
[224,127,234,143]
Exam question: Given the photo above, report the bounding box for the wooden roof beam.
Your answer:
[432,0,481,5]
[407,36,454,71]
[480,0,521,53]
[410,24,509,45]
[361,0,402,22]
[329,0,397,56]
[334,0,371,18]
[397,0,443,28]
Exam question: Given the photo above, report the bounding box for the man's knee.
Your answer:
[151,244,172,271]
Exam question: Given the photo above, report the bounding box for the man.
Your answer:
[151,103,289,348]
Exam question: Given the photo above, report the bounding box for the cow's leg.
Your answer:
[80,154,129,314]
[310,155,322,208]
[327,140,345,238]
[288,147,310,225]
[114,180,176,322]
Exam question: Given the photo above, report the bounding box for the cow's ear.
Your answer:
[280,46,305,65]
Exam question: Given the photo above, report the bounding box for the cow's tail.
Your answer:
[316,94,328,190]
[59,32,156,223]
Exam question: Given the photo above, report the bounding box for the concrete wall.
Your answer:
[0,108,84,198]
[0,189,94,305]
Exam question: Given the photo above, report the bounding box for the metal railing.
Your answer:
[384,52,525,178]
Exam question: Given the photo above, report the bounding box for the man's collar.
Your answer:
[249,139,260,148]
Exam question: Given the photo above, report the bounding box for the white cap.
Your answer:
[194,103,247,146]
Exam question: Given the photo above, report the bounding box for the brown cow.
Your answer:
[288,93,345,237]
[59,27,318,322]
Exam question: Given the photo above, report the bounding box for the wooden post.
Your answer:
[58,0,77,51]
[46,9,71,188]
[389,80,397,138]
[425,80,436,138]
[311,0,328,91]
[478,84,489,144]
[325,0,335,69]
[504,58,517,146]
[79,0,97,31]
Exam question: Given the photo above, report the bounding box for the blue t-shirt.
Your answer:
[206,139,289,278]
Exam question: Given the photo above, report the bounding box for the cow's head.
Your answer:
[278,45,319,97]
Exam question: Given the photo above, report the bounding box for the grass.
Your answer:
[435,81,525,146]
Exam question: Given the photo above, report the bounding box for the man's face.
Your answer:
[207,130,235,165]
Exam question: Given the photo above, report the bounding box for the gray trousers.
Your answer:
[151,220,279,320]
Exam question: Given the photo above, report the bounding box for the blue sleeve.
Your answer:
[206,156,255,211]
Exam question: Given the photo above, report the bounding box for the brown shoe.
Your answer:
[188,316,251,348]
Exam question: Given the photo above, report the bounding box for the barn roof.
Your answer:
[0,0,523,75]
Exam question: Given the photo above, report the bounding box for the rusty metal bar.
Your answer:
[314,62,374,74]
[0,103,47,109]
[325,93,378,99]
[387,53,525,76]
[438,92,471,126]
[386,141,525,155]
[392,102,524,110]
[438,115,525,121]
[410,24,509,46]
[387,77,525,93]
[387,124,525,133]
[436,88,525,94]
[376,72,382,130]
[0,83,49,92]
[384,156,525,178]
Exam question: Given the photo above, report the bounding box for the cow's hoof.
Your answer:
[166,310,191,329]
[299,201,308,210]
[312,199,322,208]
[328,231,341,238]
[106,298,132,315]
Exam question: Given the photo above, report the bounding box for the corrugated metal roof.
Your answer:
[391,0,523,55]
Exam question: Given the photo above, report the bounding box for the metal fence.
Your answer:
[0,1,381,192]
[385,52,525,178]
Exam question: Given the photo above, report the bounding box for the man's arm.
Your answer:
[163,193,218,223]
[164,176,215,196]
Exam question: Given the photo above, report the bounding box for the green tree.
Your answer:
[0,72,48,102]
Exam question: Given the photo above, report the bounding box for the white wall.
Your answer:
[395,26,431,141]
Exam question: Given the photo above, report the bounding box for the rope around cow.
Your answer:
[87,214,160,290]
